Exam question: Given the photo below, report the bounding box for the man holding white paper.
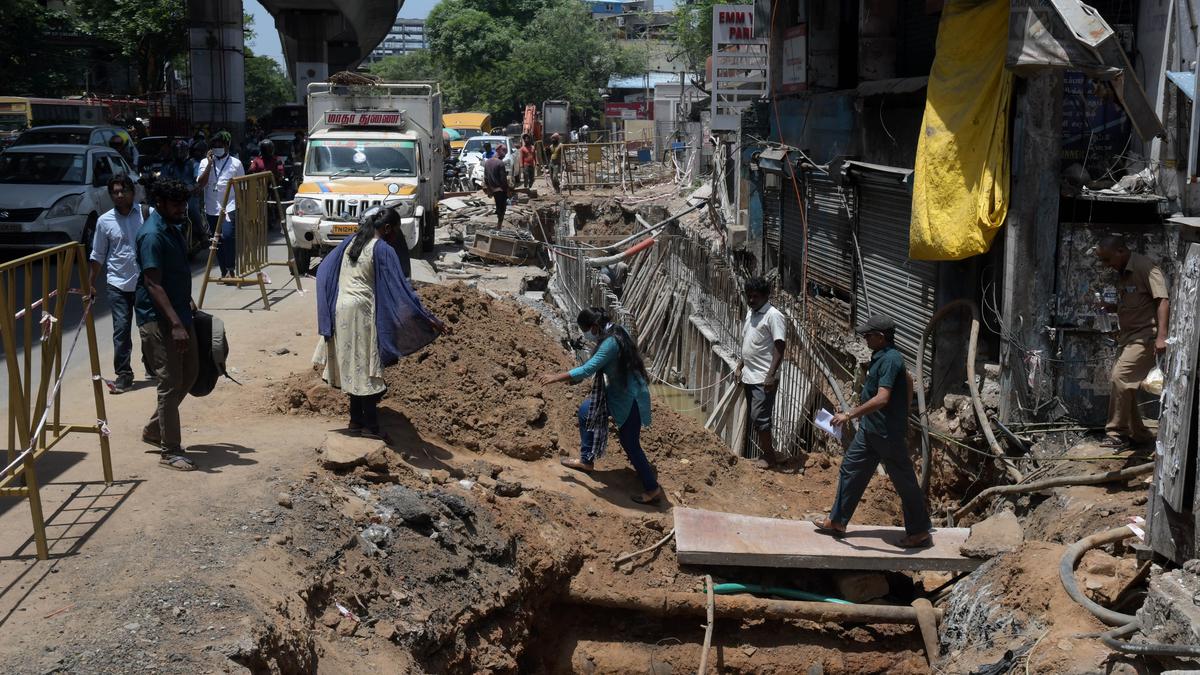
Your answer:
[814,315,933,548]
[735,277,787,469]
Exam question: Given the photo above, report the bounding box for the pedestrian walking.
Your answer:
[196,130,245,279]
[1094,236,1170,449]
[814,315,933,548]
[519,134,537,189]
[314,207,448,441]
[540,307,665,505]
[548,133,563,193]
[88,174,150,394]
[134,179,200,471]
[735,276,787,469]
[483,145,512,226]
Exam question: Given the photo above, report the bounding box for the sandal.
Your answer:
[159,453,196,472]
[1099,436,1130,449]
[631,488,664,505]
[560,458,594,474]
[896,532,933,548]
[812,518,846,538]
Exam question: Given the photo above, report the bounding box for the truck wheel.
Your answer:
[294,248,312,276]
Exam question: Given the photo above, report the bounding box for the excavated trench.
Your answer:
[244,196,1024,674]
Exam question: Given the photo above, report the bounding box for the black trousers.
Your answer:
[349,392,383,431]
[493,191,507,224]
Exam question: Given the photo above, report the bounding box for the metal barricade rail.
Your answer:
[0,243,111,560]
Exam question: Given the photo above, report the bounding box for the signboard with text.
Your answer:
[324,110,404,127]
[604,101,652,120]
[780,24,808,94]
[710,4,768,131]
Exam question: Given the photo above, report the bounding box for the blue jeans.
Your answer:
[107,284,135,382]
[208,212,237,275]
[830,428,932,535]
[578,397,658,492]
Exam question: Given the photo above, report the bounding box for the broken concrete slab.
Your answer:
[960,510,1024,559]
[1138,568,1200,650]
[319,433,386,470]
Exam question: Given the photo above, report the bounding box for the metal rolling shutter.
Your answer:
[805,170,856,328]
[779,178,806,293]
[852,167,938,373]
[761,184,781,272]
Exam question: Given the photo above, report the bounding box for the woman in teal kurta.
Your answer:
[540,307,663,505]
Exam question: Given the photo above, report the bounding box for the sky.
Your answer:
[244,0,440,69]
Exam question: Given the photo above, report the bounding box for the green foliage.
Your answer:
[369,50,443,83]
[72,0,188,93]
[670,0,751,75]
[0,0,89,95]
[244,48,294,120]
[424,0,645,125]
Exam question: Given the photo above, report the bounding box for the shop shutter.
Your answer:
[805,170,856,329]
[852,166,938,375]
[778,177,806,294]
[761,183,782,273]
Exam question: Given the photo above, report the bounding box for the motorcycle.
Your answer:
[444,159,471,192]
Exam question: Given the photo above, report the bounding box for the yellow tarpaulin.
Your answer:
[910,0,1013,261]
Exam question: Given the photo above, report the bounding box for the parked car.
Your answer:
[461,135,514,189]
[0,144,141,250]
[13,124,138,167]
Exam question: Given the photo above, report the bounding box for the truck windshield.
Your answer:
[0,114,26,133]
[306,139,418,177]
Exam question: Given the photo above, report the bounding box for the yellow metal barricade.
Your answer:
[198,171,304,309]
[0,243,112,560]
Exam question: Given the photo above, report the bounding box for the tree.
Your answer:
[0,0,88,96]
[424,0,644,125]
[244,48,294,120]
[71,0,188,93]
[369,50,443,83]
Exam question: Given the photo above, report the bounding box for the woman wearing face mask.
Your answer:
[539,308,664,505]
[196,130,245,279]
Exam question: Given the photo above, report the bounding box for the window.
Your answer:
[0,151,87,184]
[305,139,418,177]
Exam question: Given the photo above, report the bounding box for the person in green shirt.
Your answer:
[135,179,199,472]
[814,315,932,548]
[540,307,664,505]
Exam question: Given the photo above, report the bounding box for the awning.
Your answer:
[1008,0,1164,141]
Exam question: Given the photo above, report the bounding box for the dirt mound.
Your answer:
[940,542,1124,674]
[573,198,634,235]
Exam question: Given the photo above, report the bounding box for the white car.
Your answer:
[461,135,515,189]
[0,144,140,250]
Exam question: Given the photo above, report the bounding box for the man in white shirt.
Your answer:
[196,130,245,278]
[735,276,787,469]
[89,174,149,393]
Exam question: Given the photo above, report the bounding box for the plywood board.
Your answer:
[674,507,981,573]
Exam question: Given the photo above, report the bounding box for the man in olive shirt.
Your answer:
[1095,236,1170,448]
[135,179,200,471]
[815,315,932,548]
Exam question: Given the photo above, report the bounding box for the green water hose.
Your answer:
[711,582,854,605]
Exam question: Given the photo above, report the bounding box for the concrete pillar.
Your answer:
[188,0,245,141]
[999,72,1063,422]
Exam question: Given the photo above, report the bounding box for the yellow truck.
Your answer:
[287,81,443,273]
[442,111,491,154]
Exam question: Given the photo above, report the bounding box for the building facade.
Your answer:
[363,18,428,63]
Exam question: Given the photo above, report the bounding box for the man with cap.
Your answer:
[815,315,933,548]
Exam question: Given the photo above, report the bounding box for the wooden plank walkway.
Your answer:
[674,507,981,573]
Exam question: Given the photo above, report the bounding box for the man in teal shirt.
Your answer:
[135,179,199,471]
[815,315,932,547]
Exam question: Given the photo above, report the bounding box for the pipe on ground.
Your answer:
[1059,526,1138,627]
[914,300,1023,492]
[1101,621,1200,658]
[955,462,1153,520]
[566,579,944,624]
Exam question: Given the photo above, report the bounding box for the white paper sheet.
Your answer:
[815,408,842,441]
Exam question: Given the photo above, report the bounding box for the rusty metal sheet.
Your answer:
[673,507,980,572]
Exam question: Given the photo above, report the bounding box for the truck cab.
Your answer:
[287,82,443,274]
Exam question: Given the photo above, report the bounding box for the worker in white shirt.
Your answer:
[735,276,787,469]
[196,130,245,278]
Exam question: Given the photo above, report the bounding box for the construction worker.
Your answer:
[483,145,512,226]
[1094,236,1170,449]
[548,133,563,193]
[519,134,537,189]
